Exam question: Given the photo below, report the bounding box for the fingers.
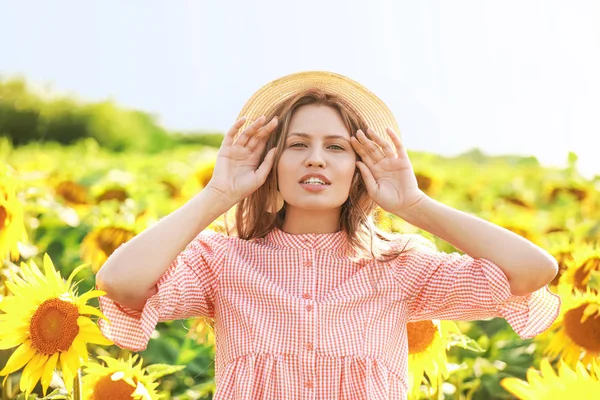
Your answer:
[351,127,400,166]
[222,116,247,147]
[234,116,278,148]
[246,116,278,151]
[351,129,383,167]
[386,127,406,156]
[369,127,397,158]
[233,115,265,148]
[255,147,277,184]
[355,161,377,193]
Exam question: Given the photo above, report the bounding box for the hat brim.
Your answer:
[236,70,402,146]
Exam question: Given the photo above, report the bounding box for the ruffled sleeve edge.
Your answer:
[480,259,561,339]
[97,282,163,351]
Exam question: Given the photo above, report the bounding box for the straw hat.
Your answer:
[235,70,403,145]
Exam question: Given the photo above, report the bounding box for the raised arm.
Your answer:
[96,115,279,311]
[350,126,558,296]
[95,188,233,310]
[395,195,558,296]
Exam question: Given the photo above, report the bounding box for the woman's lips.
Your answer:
[299,182,330,192]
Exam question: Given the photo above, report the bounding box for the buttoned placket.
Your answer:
[300,238,317,399]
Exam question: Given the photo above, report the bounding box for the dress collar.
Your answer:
[265,226,348,251]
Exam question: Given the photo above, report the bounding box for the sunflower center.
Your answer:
[93,375,137,400]
[573,268,590,291]
[29,298,80,355]
[407,320,437,354]
[94,227,135,256]
[96,188,128,203]
[564,303,600,352]
[56,181,88,205]
[0,205,7,228]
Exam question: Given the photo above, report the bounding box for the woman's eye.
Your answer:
[290,143,344,150]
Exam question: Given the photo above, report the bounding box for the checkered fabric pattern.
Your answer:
[98,227,560,400]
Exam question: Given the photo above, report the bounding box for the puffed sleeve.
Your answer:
[97,229,230,351]
[389,251,561,339]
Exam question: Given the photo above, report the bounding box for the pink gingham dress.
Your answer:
[98,227,560,400]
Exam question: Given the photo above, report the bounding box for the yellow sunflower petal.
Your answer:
[41,352,59,396]
[539,359,558,384]
[20,353,48,396]
[59,353,74,394]
[0,295,34,314]
[66,263,89,289]
[78,304,109,321]
[42,253,63,292]
[77,289,107,305]
[4,280,26,299]
[581,303,599,323]
[575,362,590,379]
[72,335,89,364]
[525,367,545,389]
[558,360,578,380]
[501,377,535,399]
[78,316,113,345]
[0,330,28,350]
[0,340,37,375]
[63,346,82,374]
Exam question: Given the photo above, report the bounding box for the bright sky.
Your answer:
[2,1,599,178]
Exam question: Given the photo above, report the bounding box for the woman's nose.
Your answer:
[304,148,326,167]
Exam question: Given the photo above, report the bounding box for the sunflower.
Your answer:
[194,160,215,189]
[180,156,217,200]
[541,286,600,367]
[559,242,600,293]
[159,179,181,199]
[541,232,576,287]
[488,208,541,246]
[373,207,394,232]
[54,180,91,207]
[81,225,137,273]
[0,253,113,396]
[501,358,600,399]
[95,187,129,204]
[406,319,464,399]
[82,355,160,400]
[0,166,28,262]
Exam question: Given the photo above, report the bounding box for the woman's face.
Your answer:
[277,104,357,216]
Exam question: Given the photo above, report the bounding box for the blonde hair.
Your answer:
[222,88,436,264]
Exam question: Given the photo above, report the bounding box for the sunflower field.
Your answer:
[1,125,599,399]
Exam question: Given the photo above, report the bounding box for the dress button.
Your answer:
[306,304,313,311]
[306,342,314,350]
[302,293,312,299]
[305,380,313,388]
[304,260,312,267]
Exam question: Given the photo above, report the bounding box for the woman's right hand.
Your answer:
[206,115,279,205]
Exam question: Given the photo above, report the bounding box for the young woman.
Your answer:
[96,71,560,400]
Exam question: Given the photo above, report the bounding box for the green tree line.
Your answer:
[0,77,224,153]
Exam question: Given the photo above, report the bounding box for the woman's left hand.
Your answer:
[350,127,427,214]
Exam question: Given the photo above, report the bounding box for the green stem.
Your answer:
[2,376,10,400]
[73,369,82,400]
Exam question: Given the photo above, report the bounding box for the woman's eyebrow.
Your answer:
[288,132,350,142]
